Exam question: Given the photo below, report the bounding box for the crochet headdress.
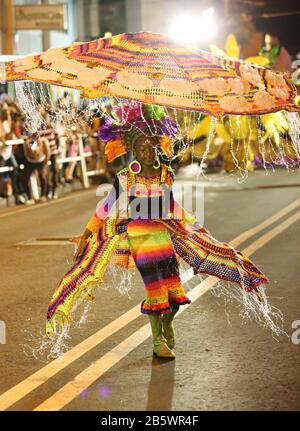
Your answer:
[98,101,178,162]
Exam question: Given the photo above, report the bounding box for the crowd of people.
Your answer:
[0,94,120,206]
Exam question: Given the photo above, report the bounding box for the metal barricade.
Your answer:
[0,134,105,204]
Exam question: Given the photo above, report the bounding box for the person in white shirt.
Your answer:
[23,135,49,204]
[0,109,25,204]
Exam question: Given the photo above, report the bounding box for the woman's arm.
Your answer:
[42,138,50,162]
[85,175,123,232]
[71,227,93,261]
[72,175,124,261]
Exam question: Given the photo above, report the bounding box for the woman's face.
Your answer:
[133,136,158,167]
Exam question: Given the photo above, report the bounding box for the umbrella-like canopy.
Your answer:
[1,32,299,117]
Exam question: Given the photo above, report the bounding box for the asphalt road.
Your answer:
[0,167,300,411]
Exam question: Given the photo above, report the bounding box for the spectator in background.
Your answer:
[40,127,60,199]
[12,112,28,198]
[23,135,49,204]
[36,106,61,199]
[84,115,99,179]
[64,125,79,183]
[55,120,68,186]
[47,131,60,199]
[37,128,60,200]
[259,33,292,74]
[0,108,26,204]
[57,91,72,111]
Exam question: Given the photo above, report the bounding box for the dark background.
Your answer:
[219,0,300,56]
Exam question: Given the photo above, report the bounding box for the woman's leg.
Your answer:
[128,220,190,315]
[147,314,175,359]
[22,161,35,200]
[37,161,49,198]
[65,161,76,181]
[49,154,58,196]
[161,303,180,349]
[127,220,190,358]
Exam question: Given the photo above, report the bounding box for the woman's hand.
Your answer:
[72,237,89,261]
[69,234,82,244]
[69,228,92,261]
[252,288,263,303]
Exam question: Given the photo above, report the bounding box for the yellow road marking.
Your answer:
[230,197,300,247]
[34,210,300,411]
[0,200,299,410]
[34,278,218,411]
[242,210,300,256]
[0,306,140,411]
[0,188,95,220]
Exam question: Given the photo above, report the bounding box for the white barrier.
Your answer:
[0,321,6,345]
[0,134,102,183]
[0,135,105,206]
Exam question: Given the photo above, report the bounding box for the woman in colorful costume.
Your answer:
[46,103,270,359]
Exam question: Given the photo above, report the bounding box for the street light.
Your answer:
[168,8,216,46]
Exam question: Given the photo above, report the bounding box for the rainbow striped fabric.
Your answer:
[46,164,269,338]
[3,32,299,116]
[127,219,191,314]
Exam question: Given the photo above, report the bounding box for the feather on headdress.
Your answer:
[99,102,178,162]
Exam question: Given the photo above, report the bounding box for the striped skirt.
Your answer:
[127,219,191,315]
[46,216,269,337]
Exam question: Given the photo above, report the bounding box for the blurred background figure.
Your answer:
[23,135,49,204]
[0,106,25,204]
[46,130,60,200]
[259,33,292,73]
[64,125,79,184]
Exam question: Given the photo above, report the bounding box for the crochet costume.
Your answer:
[46,163,270,337]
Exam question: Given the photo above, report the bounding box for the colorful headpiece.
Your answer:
[99,102,178,162]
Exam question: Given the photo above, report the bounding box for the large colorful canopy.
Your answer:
[1,32,299,117]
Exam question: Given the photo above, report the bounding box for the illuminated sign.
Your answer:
[15,4,67,31]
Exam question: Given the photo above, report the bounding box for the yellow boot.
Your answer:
[148,314,175,359]
[161,304,179,350]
